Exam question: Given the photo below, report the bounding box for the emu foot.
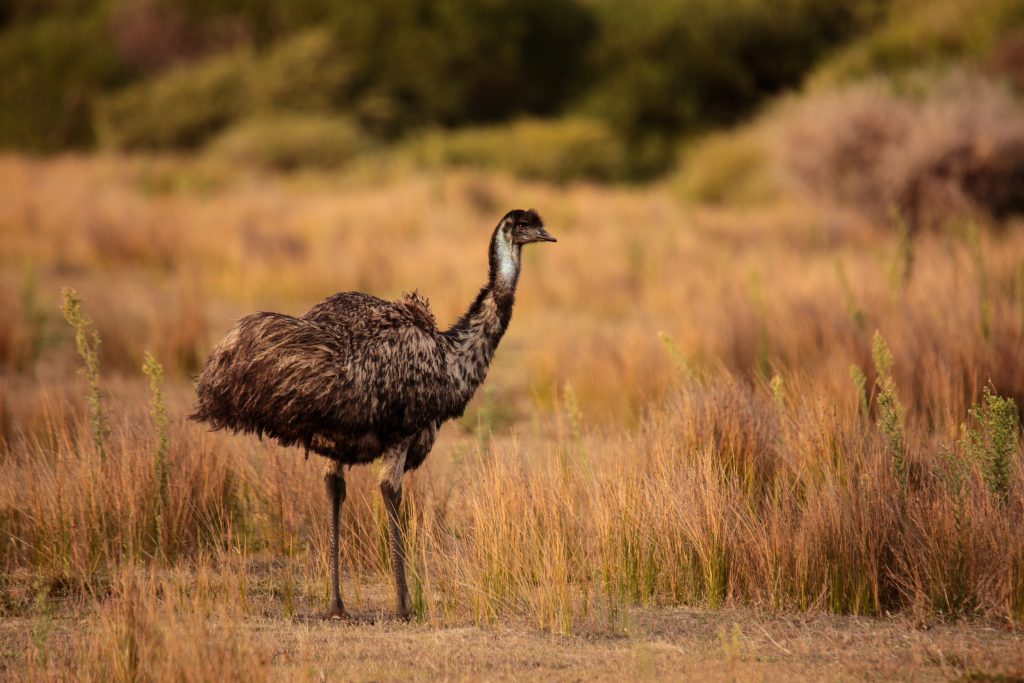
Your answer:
[322,600,350,621]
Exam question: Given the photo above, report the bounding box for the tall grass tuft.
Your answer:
[142,352,170,559]
[61,288,106,461]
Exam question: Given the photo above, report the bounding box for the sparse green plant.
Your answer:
[851,365,870,419]
[965,223,993,340]
[280,568,295,619]
[748,271,771,379]
[964,384,1019,502]
[835,259,866,331]
[938,440,970,501]
[563,381,584,446]
[717,622,744,665]
[473,386,497,447]
[61,287,106,460]
[890,212,914,290]
[31,582,53,668]
[872,331,905,493]
[872,330,893,380]
[1016,259,1024,331]
[143,352,170,559]
[770,374,785,411]
[658,331,692,381]
[1013,552,1024,625]
[17,263,56,370]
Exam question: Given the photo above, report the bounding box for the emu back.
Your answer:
[191,292,454,462]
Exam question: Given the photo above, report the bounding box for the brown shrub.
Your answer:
[783,74,1024,230]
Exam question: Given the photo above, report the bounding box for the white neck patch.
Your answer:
[494,232,519,285]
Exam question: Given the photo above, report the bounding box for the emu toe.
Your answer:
[323,600,349,621]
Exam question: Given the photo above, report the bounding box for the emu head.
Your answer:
[490,209,556,286]
[503,208,556,246]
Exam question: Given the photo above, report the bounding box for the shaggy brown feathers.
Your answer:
[190,209,550,472]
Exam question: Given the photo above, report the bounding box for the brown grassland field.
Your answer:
[1,148,1023,681]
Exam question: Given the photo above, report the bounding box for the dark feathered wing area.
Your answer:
[191,292,454,461]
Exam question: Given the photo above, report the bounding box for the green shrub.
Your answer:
[208,114,369,170]
[167,0,337,45]
[586,0,883,143]
[95,48,252,150]
[245,29,351,113]
[408,118,627,183]
[95,29,351,150]
[0,8,133,150]
[332,0,595,135]
[811,0,1024,86]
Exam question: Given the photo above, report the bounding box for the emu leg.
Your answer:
[380,480,410,619]
[324,461,348,619]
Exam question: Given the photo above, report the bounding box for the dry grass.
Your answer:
[1,152,1023,679]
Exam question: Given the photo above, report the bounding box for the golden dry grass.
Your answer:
[1,152,1023,680]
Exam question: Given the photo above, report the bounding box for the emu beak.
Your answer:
[514,225,557,245]
[533,227,557,243]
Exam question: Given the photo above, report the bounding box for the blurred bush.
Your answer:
[584,0,885,172]
[95,48,251,150]
[0,6,133,150]
[782,74,1024,230]
[674,127,780,207]
[7,0,1024,188]
[95,29,350,150]
[408,118,627,183]
[811,0,1024,86]
[207,114,368,170]
[332,0,595,137]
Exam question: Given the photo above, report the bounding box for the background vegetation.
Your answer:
[0,0,904,172]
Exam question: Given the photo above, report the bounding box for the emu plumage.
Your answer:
[191,209,555,619]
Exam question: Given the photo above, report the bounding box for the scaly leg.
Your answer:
[380,479,409,619]
[378,438,411,619]
[324,460,348,619]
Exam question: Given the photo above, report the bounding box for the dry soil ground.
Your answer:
[2,592,1022,682]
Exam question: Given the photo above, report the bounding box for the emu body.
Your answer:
[191,209,555,619]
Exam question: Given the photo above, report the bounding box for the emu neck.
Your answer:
[442,229,520,403]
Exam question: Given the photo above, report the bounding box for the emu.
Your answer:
[191,209,556,619]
